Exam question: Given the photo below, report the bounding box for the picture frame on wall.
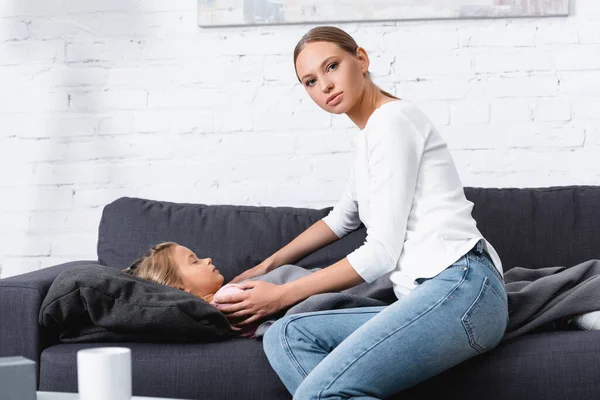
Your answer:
[198,0,570,27]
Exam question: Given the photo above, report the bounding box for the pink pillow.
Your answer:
[210,284,244,306]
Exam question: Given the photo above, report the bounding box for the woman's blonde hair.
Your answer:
[123,242,182,288]
[293,26,399,100]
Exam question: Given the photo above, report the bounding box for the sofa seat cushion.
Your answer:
[39,331,600,400]
[38,340,289,400]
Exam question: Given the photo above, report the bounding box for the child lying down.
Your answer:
[123,241,258,338]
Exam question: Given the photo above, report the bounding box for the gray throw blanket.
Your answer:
[243,261,600,340]
[501,259,600,341]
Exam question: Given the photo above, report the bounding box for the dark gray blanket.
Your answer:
[501,259,600,341]
[246,261,600,340]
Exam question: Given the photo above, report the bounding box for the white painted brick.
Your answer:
[0,163,35,187]
[30,12,198,40]
[107,64,186,88]
[575,0,600,16]
[0,113,45,138]
[148,86,255,108]
[536,21,579,45]
[441,123,586,150]
[268,178,345,205]
[485,75,558,98]
[69,89,148,111]
[28,208,103,233]
[450,102,490,124]
[231,156,312,182]
[579,22,600,44]
[0,212,30,233]
[50,232,98,256]
[253,84,302,110]
[254,110,294,131]
[458,24,536,47]
[558,71,600,94]
[105,160,214,186]
[0,137,68,162]
[474,51,553,73]
[218,132,297,156]
[0,112,99,139]
[1,234,51,256]
[0,19,29,41]
[533,99,572,122]
[572,101,600,119]
[0,40,64,65]
[134,110,213,134]
[0,91,68,113]
[291,110,332,130]
[368,52,396,78]
[98,113,134,135]
[32,65,108,87]
[214,108,253,133]
[47,115,99,137]
[459,149,600,173]
[396,79,469,100]
[393,52,472,79]
[556,45,600,70]
[0,186,73,211]
[490,99,533,122]
[383,29,458,51]
[133,110,171,133]
[135,0,194,12]
[33,163,110,185]
[72,186,138,209]
[264,55,294,82]
[170,110,214,134]
[0,257,42,279]
[66,40,143,63]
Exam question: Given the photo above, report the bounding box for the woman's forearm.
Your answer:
[280,258,365,307]
[267,220,340,269]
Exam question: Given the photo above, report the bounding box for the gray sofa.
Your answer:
[2,185,600,399]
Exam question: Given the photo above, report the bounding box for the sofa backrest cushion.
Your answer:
[464,186,600,271]
[97,186,600,279]
[97,198,366,283]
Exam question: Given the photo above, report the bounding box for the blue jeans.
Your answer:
[263,239,508,400]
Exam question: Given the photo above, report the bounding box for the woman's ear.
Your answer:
[355,46,370,75]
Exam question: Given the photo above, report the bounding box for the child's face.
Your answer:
[172,245,224,296]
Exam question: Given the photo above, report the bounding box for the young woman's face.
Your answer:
[172,245,224,296]
[295,41,368,114]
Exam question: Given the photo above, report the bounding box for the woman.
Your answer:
[214,26,508,399]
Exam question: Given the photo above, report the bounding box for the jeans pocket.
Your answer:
[461,277,508,354]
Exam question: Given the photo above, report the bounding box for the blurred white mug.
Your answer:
[77,347,132,400]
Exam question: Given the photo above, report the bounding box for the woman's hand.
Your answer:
[214,281,289,325]
[228,259,275,284]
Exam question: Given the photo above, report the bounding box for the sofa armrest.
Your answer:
[0,260,97,385]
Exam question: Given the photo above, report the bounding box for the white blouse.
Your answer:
[322,100,503,299]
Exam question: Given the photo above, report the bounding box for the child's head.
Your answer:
[124,242,224,297]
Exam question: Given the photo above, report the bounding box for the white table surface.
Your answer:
[37,392,187,400]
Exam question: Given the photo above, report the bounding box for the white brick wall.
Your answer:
[1,1,599,278]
